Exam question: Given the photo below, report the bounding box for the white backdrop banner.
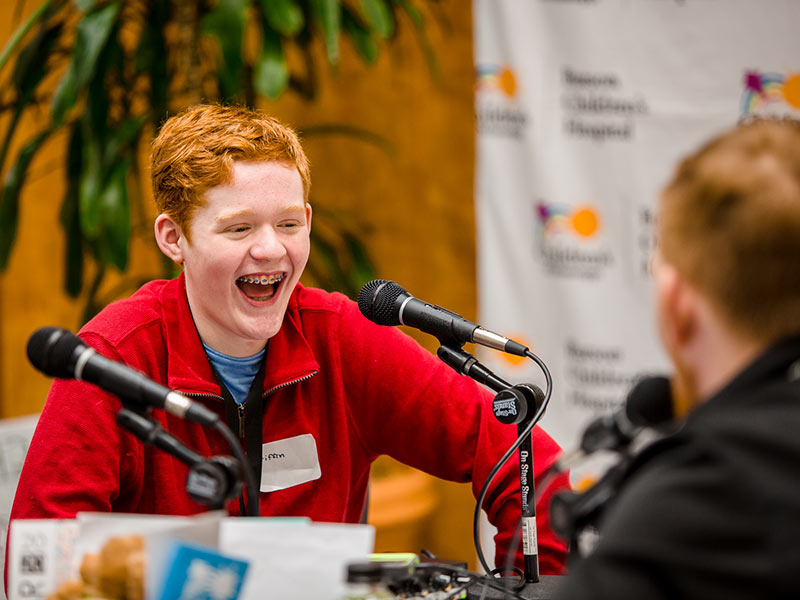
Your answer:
[474,0,800,448]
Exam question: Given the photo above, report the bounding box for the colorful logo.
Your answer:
[476,64,518,98]
[536,202,600,239]
[741,71,800,115]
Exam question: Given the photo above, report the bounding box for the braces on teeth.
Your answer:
[238,274,285,285]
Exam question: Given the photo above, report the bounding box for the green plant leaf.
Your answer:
[13,21,63,99]
[201,0,248,99]
[0,21,63,174]
[51,1,121,127]
[392,0,438,77]
[393,0,423,27]
[104,116,145,167]
[98,159,130,271]
[0,129,51,270]
[0,0,62,73]
[254,27,289,100]
[342,8,376,64]
[73,0,96,11]
[259,0,304,36]
[359,0,393,38]
[310,0,341,65]
[135,1,169,124]
[60,123,84,297]
[78,120,103,238]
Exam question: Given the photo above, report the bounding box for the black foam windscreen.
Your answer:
[357,279,405,326]
[625,375,673,427]
[27,327,83,379]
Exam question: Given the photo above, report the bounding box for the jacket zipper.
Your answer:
[263,370,318,398]
[237,403,246,438]
[182,370,319,436]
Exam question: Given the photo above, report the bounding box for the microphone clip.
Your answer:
[492,384,546,426]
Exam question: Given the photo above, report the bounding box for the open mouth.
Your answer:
[235,273,286,301]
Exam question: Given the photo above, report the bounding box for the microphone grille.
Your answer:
[625,375,673,427]
[357,279,405,326]
[27,327,83,378]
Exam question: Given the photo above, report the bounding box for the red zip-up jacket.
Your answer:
[10,275,567,572]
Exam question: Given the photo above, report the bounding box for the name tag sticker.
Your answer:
[260,433,321,492]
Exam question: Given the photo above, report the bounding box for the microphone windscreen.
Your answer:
[625,376,673,427]
[357,279,405,326]
[27,327,83,379]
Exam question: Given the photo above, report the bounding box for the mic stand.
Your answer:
[436,345,541,583]
[116,407,243,510]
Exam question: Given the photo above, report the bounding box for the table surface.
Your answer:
[466,575,564,599]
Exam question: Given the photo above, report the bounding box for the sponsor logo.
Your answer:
[537,202,600,240]
[476,64,529,139]
[561,67,649,143]
[535,201,613,279]
[477,65,518,98]
[741,70,800,118]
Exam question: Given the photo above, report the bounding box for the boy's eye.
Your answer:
[228,225,249,233]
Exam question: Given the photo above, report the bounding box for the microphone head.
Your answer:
[625,376,673,427]
[357,279,406,326]
[27,327,84,379]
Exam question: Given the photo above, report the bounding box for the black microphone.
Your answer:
[555,375,673,471]
[27,327,220,426]
[357,279,528,356]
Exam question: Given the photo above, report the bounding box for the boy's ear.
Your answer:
[154,214,185,263]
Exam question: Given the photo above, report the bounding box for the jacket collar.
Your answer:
[161,274,320,397]
[689,335,800,422]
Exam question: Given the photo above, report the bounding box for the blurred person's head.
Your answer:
[653,118,800,413]
[152,105,312,357]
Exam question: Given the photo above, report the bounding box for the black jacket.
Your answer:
[555,337,800,599]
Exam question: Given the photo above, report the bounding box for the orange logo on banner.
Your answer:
[783,74,800,109]
[742,70,800,114]
[537,202,601,240]
[477,65,518,98]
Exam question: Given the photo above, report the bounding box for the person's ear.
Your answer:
[154,214,185,264]
[305,202,312,232]
[656,260,697,351]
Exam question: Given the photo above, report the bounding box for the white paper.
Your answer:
[145,512,226,599]
[7,519,78,600]
[220,519,375,600]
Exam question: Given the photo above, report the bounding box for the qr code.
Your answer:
[20,553,44,574]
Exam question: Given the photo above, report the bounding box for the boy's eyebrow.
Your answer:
[216,208,255,223]
[215,204,306,223]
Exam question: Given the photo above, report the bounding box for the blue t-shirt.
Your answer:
[203,344,266,404]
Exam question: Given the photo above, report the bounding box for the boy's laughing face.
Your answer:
[167,160,311,356]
